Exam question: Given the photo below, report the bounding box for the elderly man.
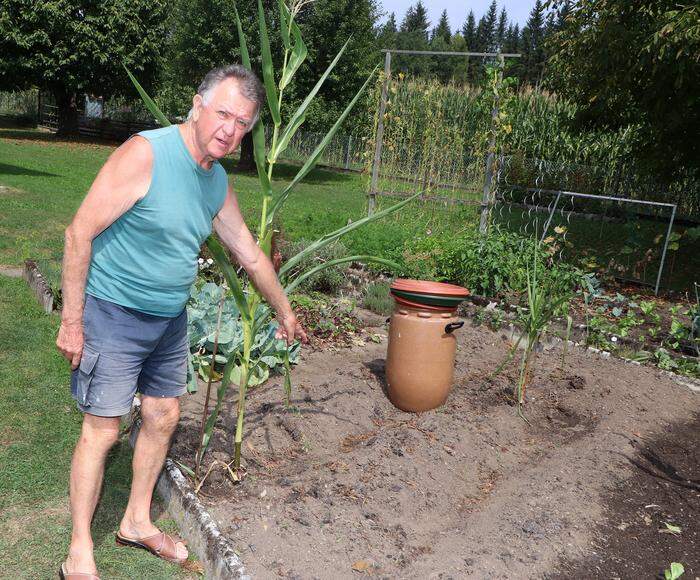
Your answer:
[56,65,306,579]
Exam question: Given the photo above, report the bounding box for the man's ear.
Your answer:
[192,94,203,122]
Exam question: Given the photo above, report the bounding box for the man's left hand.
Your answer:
[276,311,308,346]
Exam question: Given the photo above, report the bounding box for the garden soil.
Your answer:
[171,312,699,579]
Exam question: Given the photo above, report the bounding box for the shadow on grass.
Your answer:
[0,161,58,177]
[221,157,357,185]
[92,436,173,542]
[0,127,120,147]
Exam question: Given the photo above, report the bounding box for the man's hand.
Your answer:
[275,310,308,346]
[56,321,84,370]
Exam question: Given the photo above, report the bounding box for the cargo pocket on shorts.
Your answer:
[75,347,99,407]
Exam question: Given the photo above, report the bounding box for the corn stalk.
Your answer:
[127,0,417,477]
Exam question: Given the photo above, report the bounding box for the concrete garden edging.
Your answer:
[23,259,54,313]
[129,417,250,580]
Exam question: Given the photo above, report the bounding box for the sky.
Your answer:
[378,0,535,31]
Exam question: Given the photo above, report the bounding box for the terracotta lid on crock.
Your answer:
[390,279,469,298]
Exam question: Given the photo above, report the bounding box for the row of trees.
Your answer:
[378,0,571,84]
[0,0,697,184]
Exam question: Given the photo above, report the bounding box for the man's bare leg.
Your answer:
[66,414,120,574]
[118,396,187,560]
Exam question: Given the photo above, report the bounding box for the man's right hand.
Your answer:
[57,320,84,370]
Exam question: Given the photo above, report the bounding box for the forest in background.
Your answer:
[1,0,698,193]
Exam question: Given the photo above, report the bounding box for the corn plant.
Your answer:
[493,242,572,418]
[128,0,417,478]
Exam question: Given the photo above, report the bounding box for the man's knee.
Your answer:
[140,397,180,437]
[80,414,121,449]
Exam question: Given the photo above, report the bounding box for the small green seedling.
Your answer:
[664,562,684,580]
[660,522,682,535]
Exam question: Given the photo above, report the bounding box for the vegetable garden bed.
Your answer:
[170,313,699,579]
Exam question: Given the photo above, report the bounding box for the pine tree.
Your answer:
[396,1,431,76]
[430,9,453,82]
[378,12,398,49]
[400,0,430,42]
[520,0,546,84]
[461,10,477,50]
[431,9,451,44]
[504,23,520,54]
[478,0,498,52]
[496,7,508,50]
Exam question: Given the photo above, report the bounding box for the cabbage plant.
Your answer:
[127,0,417,476]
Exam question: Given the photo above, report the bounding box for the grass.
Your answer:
[0,127,470,279]
[362,280,394,316]
[0,276,199,578]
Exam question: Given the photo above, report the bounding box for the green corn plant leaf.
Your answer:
[258,0,281,126]
[232,1,270,197]
[278,0,290,50]
[124,65,170,127]
[174,460,196,478]
[279,191,420,277]
[253,122,271,196]
[284,255,400,294]
[271,113,306,164]
[278,1,307,90]
[232,0,251,68]
[271,36,351,162]
[268,66,379,223]
[205,237,251,322]
[283,346,292,407]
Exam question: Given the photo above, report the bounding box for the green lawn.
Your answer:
[0,127,473,285]
[0,276,198,579]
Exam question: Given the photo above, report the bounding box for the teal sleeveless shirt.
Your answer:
[86,125,228,317]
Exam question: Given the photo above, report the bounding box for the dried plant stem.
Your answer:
[195,288,226,478]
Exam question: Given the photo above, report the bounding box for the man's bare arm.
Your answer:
[213,186,307,344]
[57,136,153,368]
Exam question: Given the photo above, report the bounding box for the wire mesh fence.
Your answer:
[493,155,699,293]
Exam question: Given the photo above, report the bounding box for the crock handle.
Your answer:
[445,321,464,334]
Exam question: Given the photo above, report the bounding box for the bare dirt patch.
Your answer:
[172,318,699,579]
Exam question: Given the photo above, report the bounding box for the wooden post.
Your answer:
[344,135,352,170]
[479,54,504,235]
[369,51,392,216]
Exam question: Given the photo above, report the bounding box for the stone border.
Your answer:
[23,259,54,313]
[129,418,250,579]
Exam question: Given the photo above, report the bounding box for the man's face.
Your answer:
[192,78,258,160]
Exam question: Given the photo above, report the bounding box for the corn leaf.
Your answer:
[233,1,270,195]
[268,66,378,223]
[279,191,420,276]
[124,66,170,127]
[258,0,281,126]
[232,1,251,68]
[278,0,307,91]
[253,121,271,196]
[278,0,290,50]
[206,237,251,322]
[285,255,399,294]
[282,346,292,407]
[272,37,351,162]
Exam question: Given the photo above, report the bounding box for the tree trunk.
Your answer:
[54,89,80,136]
[237,132,255,171]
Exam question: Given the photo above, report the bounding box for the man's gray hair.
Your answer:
[188,64,265,128]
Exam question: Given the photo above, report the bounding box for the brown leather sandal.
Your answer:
[115,530,188,564]
[58,562,100,580]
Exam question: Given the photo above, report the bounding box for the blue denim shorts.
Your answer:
[70,294,188,417]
